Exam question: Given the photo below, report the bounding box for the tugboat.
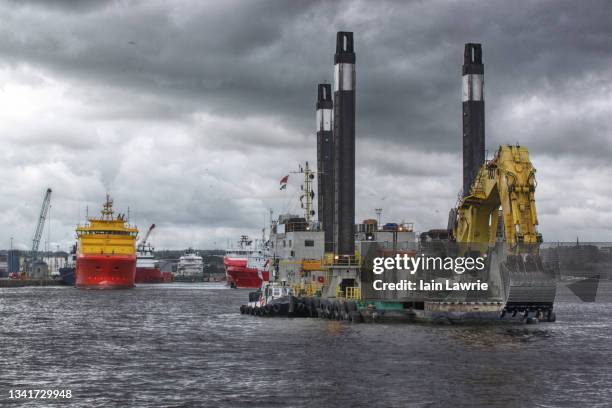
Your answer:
[240,282,298,317]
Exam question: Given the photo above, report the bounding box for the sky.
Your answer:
[0,0,610,250]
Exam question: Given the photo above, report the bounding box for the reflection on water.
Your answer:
[0,283,610,407]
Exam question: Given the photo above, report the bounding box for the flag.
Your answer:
[279,174,289,190]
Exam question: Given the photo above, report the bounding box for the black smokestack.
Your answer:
[333,31,355,255]
[316,83,334,252]
[462,43,485,197]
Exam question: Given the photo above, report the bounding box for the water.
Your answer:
[1,283,611,407]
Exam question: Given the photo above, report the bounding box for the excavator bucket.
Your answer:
[495,247,556,321]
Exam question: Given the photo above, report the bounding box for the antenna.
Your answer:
[291,162,316,224]
[375,208,383,227]
[268,208,274,240]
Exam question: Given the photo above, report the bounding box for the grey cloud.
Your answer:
[0,0,610,249]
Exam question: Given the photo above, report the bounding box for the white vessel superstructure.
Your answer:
[177,249,203,277]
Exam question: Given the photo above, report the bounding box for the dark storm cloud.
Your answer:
[0,0,610,247]
[1,0,609,157]
[8,0,114,12]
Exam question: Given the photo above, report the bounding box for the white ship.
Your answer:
[176,249,203,277]
[136,243,159,269]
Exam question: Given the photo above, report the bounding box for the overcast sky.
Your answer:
[0,0,610,250]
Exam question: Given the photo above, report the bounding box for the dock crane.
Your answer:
[27,188,52,277]
[138,224,156,250]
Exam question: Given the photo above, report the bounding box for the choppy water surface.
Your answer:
[1,282,611,407]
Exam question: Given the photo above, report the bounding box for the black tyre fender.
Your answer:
[308,299,318,317]
[320,300,328,317]
[272,303,282,314]
[333,301,342,320]
[328,301,336,319]
[324,301,333,319]
[304,298,313,316]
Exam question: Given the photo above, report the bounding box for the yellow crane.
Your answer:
[451,144,542,248]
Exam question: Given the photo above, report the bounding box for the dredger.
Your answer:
[240,33,556,323]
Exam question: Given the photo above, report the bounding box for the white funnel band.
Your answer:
[462,74,484,101]
[334,63,355,91]
[316,108,332,131]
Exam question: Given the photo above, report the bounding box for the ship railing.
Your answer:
[304,283,320,297]
[321,252,361,267]
[345,286,361,300]
[291,284,302,296]
[292,283,322,297]
[335,286,362,300]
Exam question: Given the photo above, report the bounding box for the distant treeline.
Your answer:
[0,249,224,257]
[155,249,225,259]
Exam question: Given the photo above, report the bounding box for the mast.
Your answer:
[297,162,316,224]
[101,194,114,220]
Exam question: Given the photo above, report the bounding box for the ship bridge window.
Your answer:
[305,240,314,247]
[81,230,132,236]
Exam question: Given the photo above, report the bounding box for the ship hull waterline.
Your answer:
[225,262,269,289]
[135,266,163,284]
[76,254,136,289]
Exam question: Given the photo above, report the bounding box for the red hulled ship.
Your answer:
[135,224,166,283]
[75,195,138,289]
[224,235,269,288]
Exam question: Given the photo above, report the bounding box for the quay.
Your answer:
[0,278,63,288]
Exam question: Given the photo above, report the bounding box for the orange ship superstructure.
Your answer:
[75,195,138,289]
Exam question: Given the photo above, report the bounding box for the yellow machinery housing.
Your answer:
[452,145,542,247]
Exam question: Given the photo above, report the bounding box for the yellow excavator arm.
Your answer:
[453,145,542,247]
